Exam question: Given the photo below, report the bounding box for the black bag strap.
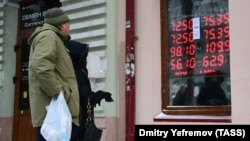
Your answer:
[86,97,93,121]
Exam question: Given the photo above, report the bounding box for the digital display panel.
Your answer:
[167,0,229,78]
[166,0,231,106]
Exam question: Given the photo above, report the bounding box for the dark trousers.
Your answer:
[36,123,81,141]
[70,123,81,141]
[36,127,46,141]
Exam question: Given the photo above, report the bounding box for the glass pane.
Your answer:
[166,0,231,106]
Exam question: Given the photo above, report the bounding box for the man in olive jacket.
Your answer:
[27,7,80,141]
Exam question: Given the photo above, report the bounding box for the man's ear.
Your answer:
[58,25,63,30]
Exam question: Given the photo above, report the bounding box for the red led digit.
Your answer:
[210,55,217,66]
[217,41,224,52]
[224,40,230,51]
[217,54,224,66]
[170,59,176,70]
[170,34,176,44]
[182,20,188,31]
[224,26,229,38]
[170,47,176,57]
[188,19,193,30]
[176,21,182,31]
[186,57,196,68]
[182,32,188,43]
[176,46,183,56]
[203,29,209,39]
[171,22,176,31]
[189,32,194,43]
[217,27,223,39]
[176,33,182,44]
[203,16,209,26]
[176,58,183,69]
[187,32,194,43]
[217,13,223,25]
[186,44,195,55]
[202,56,209,67]
[223,12,229,24]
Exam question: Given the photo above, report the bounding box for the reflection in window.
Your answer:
[171,70,231,106]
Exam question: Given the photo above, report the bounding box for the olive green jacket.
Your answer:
[27,24,80,127]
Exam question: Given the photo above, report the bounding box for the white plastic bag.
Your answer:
[41,91,72,141]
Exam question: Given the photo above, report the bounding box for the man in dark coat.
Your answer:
[65,40,114,141]
[197,70,228,106]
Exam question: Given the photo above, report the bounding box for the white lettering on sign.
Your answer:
[22,11,46,21]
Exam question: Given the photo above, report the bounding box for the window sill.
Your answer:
[154,112,231,123]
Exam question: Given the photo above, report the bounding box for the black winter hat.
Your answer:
[65,40,89,69]
[204,70,225,85]
[44,7,69,26]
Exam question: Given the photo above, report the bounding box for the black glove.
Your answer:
[103,91,114,102]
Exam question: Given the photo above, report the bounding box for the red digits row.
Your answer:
[170,12,229,32]
[202,55,224,67]
[170,55,225,70]
[203,12,229,26]
[170,32,194,44]
[203,26,229,40]
[206,40,230,53]
[170,58,196,70]
[170,26,229,45]
[171,19,193,32]
[169,40,229,58]
[170,45,196,57]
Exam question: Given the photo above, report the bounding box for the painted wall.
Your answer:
[135,0,250,124]
[0,4,18,141]
[0,4,17,118]
[135,0,162,124]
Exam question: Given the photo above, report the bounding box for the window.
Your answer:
[159,0,231,119]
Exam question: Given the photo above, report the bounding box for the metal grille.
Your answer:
[0,2,4,88]
[62,0,107,49]
[61,0,109,114]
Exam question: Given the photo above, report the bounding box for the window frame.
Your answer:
[159,0,231,118]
